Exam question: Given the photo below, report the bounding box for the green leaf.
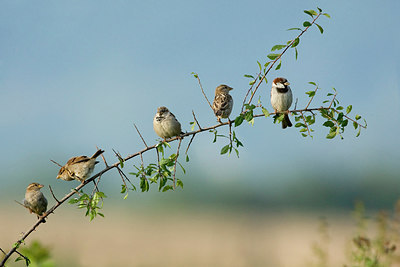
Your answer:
[346,105,352,114]
[315,23,324,34]
[234,115,244,127]
[267,53,280,60]
[69,198,79,204]
[326,131,337,139]
[306,91,315,97]
[249,80,255,85]
[186,154,189,162]
[162,185,174,192]
[323,13,331,18]
[262,108,270,117]
[356,128,361,137]
[317,7,322,12]
[342,119,348,127]
[303,21,312,27]
[119,158,124,168]
[295,123,306,128]
[275,113,285,123]
[271,44,286,51]
[177,179,184,189]
[15,256,23,262]
[295,47,298,60]
[221,145,230,155]
[257,61,262,71]
[308,81,316,86]
[287,27,302,31]
[275,60,281,70]
[355,115,361,120]
[337,106,344,111]
[244,74,254,78]
[244,111,253,122]
[291,37,300,48]
[191,72,198,78]
[353,121,358,130]
[304,10,315,17]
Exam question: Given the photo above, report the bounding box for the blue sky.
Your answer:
[0,1,399,200]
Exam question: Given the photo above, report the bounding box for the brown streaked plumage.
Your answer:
[212,84,233,122]
[23,183,48,222]
[56,149,104,183]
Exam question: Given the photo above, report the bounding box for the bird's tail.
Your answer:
[91,149,105,159]
[282,114,292,129]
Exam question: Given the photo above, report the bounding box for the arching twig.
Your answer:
[48,185,60,204]
[134,123,149,148]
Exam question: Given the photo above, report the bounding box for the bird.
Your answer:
[23,183,48,222]
[212,84,233,123]
[56,149,104,183]
[153,106,183,140]
[271,77,293,129]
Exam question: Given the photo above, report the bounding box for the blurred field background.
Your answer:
[1,0,399,266]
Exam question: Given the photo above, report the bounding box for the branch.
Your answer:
[134,123,149,148]
[48,185,61,204]
[172,138,182,189]
[243,12,322,109]
[192,73,213,111]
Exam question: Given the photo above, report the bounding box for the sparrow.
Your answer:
[23,183,48,222]
[271,77,293,129]
[56,149,105,183]
[212,84,233,123]
[153,106,183,140]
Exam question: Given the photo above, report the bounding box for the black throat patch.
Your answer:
[276,86,289,93]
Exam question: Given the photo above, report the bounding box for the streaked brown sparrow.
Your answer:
[271,77,293,129]
[23,183,48,221]
[212,84,233,123]
[153,106,183,139]
[56,149,104,183]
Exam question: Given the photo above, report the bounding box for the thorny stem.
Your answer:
[172,138,182,189]
[305,85,319,110]
[134,124,149,148]
[300,111,312,137]
[185,134,196,155]
[332,108,367,129]
[48,185,60,204]
[192,110,202,130]
[241,73,261,113]
[193,73,213,112]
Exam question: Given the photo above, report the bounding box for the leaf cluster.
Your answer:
[129,142,184,193]
[68,191,106,221]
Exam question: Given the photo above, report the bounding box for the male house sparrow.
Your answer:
[153,106,183,140]
[56,149,104,183]
[212,84,233,123]
[271,77,293,129]
[23,183,48,221]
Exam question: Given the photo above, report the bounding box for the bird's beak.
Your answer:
[229,87,233,91]
[284,82,290,86]
[56,176,60,179]
[38,184,44,188]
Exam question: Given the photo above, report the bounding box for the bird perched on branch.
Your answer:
[153,106,183,140]
[212,84,233,123]
[56,149,104,183]
[271,77,293,129]
[23,183,48,222]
